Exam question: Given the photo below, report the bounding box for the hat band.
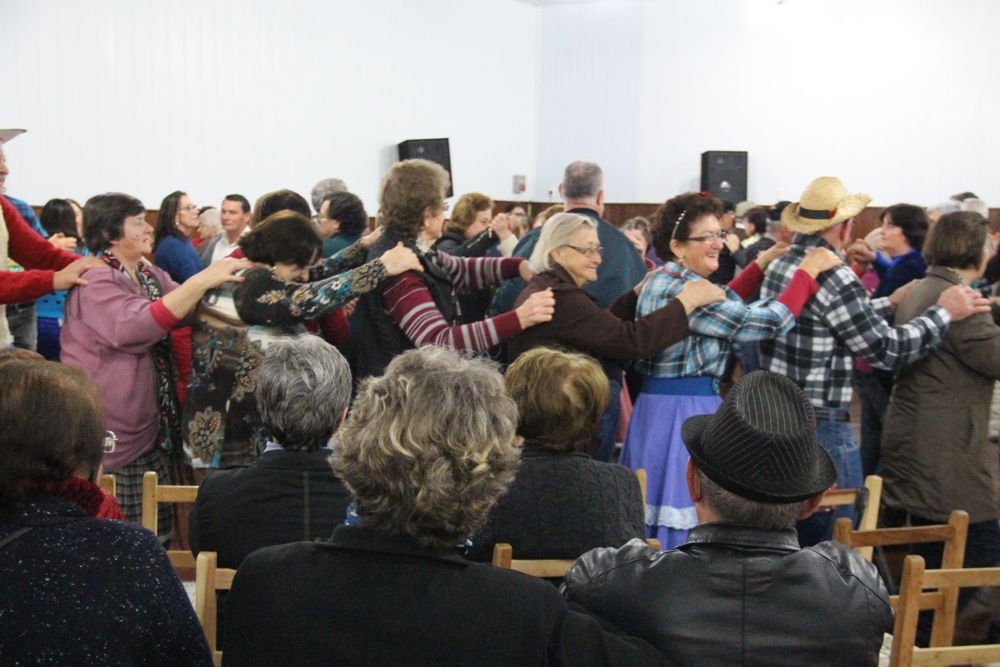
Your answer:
[798,206,836,220]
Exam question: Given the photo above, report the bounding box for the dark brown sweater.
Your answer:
[508,264,690,371]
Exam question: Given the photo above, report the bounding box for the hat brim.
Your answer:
[782,193,872,234]
[682,413,838,504]
[0,129,26,144]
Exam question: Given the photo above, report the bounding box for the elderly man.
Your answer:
[564,371,894,666]
[758,176,989,542]
[189,334,352,569]
[197,194,251,266]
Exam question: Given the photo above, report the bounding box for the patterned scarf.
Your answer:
[98,251,183,453]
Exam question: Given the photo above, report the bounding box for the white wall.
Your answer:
[3,0,999,210]
[0,0,540,211]
[536,0,1000,205]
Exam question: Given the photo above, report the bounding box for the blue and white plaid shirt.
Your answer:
[759,234,950,412]
[635,262,795,379]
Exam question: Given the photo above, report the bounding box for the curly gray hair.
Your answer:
[330,347,520,551]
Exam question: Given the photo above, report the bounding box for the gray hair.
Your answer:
[310,178,349,213]
[561,161,603,200]
[330,347,520,551]
[928,200,962,217]
[699,470,803,530]
[529,212,597,273]
[255,335,352,452]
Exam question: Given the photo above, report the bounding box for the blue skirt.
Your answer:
[620,376,720,550]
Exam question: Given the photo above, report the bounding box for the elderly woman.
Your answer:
[434,191,517,322]
[622,191,841,548]
[222,347,663,666]
[153,190,203,283]
[61,193,249,529]
[467,347,645,563]
[184,210,418,468]
[0,359,212,665]
[882,211,1000,580]
[356,159,554,379]
[508,211,725,461]
[316,190,369,258]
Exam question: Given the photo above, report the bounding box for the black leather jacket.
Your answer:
[563,523,893,666]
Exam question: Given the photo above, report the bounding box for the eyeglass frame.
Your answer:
[686,231,729,244]
[563,244,604,257]
[103,430,118,454]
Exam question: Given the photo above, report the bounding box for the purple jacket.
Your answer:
[61,263,179,471]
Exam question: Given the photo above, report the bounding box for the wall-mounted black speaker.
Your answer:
[700,151,748,204]
[398,138,453,197]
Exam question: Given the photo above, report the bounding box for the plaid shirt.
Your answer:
[635,262,794,379]
[759,234,949,412]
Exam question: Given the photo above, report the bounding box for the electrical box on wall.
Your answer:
[512,174,526,195]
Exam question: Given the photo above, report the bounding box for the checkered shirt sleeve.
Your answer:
[635,263,796,379]
[759,236,949,412]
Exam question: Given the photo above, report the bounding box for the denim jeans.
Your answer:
[797,419,862,546]
[6,304,38,351]
[852,371,891,477]
[596,377,622,463]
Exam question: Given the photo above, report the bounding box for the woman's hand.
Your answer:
[753,242,790,270]
[847,239,876,264]
[518,260,536,282]
[359,226,383,249]
[725,232,741,253]
[797,247,842,278]
[675,279,726,314]
[53,256,104,290]
[49,232,78,251]
[491,214,514,241]
[379,243,422,276]
[515,288,555,329]
[197,257,253,288]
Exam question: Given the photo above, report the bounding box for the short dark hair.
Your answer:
[924,211,988,270]
[650,192,724,260]
[321,191,368,237]
[881,204,928,251]
[83,192,146,253]
[40,198,79,240]
[239,210,322,267]
[252,189,311,227]
[224,194,251,214]
[154,190,187,249]
[0,360,106,517]
[745,207,770,236]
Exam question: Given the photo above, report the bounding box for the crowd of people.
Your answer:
[3,121,1000,664]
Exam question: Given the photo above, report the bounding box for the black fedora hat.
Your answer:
[681,371,836,503]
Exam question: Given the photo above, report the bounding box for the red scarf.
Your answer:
[25,477,126,520]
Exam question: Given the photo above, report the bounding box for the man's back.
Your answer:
[565,524,892,666]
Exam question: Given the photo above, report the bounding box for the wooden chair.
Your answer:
[820,474,883,560]
[833,509,969,635]
[98,473,116,498]
[141,471,199,571]
[194,551,237,667]
[890,554,1000,666]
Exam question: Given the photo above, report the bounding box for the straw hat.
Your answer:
[0,129,26,144]
[781,177,872,234]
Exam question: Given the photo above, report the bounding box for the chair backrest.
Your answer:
[98,473,116,498]
[833,509,969,647]
[141,471,200,571]
[890,554,1000,666]
[194,551,237,667]
[636,468,647,507]
[820,474,883,560]
[491,543,574,578]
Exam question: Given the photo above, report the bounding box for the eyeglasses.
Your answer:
[564,244,604,257]
[103,430,118,454]
[687,232,728,244]
[179,204,198,213]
